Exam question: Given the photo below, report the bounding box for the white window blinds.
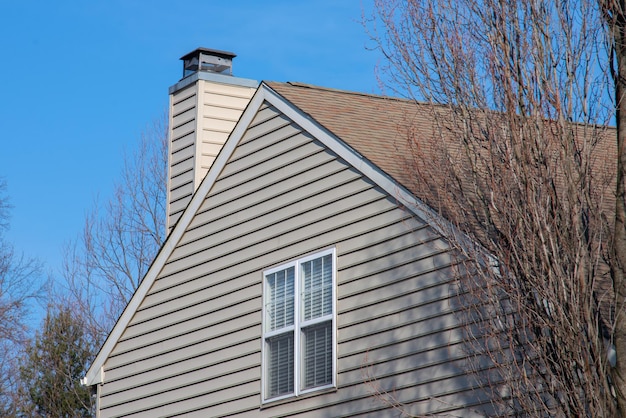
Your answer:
[302,321,332,389]
[267,332,294,397]
[265,267,295,331]
[301,254,332,322]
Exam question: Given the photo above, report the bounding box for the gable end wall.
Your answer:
[100,103,493,417]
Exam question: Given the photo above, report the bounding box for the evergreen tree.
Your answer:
[19,305,94,417]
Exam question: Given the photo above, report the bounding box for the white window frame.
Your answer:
[261,248,337,403]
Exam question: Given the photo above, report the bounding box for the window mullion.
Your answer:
[294,260,301,396]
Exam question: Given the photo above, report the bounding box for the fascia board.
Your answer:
[82,84,267,387]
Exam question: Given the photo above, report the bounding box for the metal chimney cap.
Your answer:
[179,47,237,62]
[180,47,237,79]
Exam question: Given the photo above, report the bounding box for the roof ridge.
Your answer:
[270,80,410,103]
[267,81,463,113]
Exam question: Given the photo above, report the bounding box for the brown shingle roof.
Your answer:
[266,81,617,213]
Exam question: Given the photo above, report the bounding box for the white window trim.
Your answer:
[261,248,337,403]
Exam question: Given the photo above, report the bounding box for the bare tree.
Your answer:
[61,115,168,344]
[0,179,43,414]
[368,0,625,415]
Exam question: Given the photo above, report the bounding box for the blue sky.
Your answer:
[0,1,383,277]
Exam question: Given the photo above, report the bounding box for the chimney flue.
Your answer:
[180,47,236,79]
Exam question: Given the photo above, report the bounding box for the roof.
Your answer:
[267,81,617,213]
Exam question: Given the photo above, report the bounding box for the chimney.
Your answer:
[167,48,258,230]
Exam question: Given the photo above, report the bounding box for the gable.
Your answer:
[92,97,488,416]
[81,80,502,417]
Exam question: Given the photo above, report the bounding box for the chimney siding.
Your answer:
[167,64,258,231]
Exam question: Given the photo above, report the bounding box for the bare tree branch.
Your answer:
[60,114,168,344]
[367,0,623,415]
[0,179,43,414]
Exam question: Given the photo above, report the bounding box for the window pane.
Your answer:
[267,332,294,398]
[302,254,332,321]
[266,267,294,331]
[302,321,332,389]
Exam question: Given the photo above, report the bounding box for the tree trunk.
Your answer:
[613,5,626,413]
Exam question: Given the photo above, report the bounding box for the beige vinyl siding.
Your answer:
[195,80,256,186]
[168,84,198,230]
[100,104,490,417]
[167,79,255,230]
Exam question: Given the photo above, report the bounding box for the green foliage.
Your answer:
[19,305,94,417]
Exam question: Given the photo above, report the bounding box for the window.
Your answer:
[262,249,336,401]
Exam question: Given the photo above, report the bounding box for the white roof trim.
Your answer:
[83,82,468,386]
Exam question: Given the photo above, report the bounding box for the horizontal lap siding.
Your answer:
[167,86,198,230]
[168,85,197,229]
[101,104,483,417]
[195,81,256,187]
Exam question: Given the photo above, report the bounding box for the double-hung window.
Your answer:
[262,248,336,402]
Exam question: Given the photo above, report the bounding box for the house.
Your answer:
[81,48,503,417]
